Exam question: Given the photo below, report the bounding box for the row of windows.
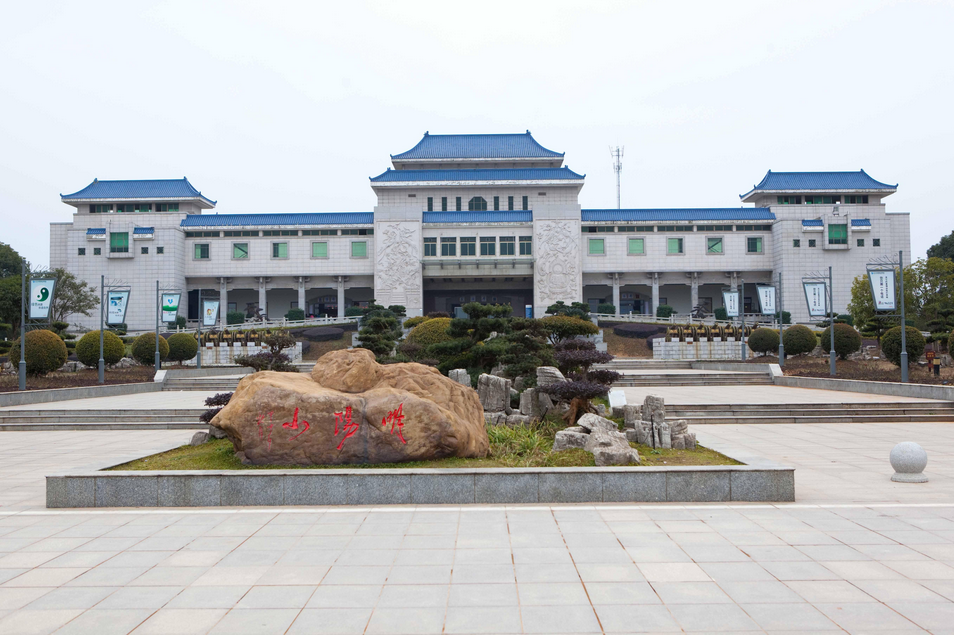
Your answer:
[793,238,881,248]
[587,236,765,256]
[184,229,372,238]
[193,241,369,260]
[90,203,179,213]
[424,236,532,257]
[79,246,164,256]
[776,195,869,205]
[582,224,772,233]
[426,196,530,212]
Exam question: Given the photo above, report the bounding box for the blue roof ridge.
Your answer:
[369,166,584,182]
[391,131,564,160]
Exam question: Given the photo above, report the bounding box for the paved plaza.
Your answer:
[621,385,941,406]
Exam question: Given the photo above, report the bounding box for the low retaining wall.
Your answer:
[653,339,754,361]
[174,342,303,366]
[47,464,794,507]
[692,362,782,376]
[0,381,162,407]
[163,367,254,379]
[775,375,954,401]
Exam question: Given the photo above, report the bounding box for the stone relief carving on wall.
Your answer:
[535,221,580,305]
[375,223,422,307]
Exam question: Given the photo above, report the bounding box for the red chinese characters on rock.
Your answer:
[255,408,310,451]
[382,403,407,444]
[281,408,310,441]
[334,406,359,451]
[256,411,275,450]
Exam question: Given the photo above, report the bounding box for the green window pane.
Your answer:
[667,238,682,254]
[273,242,288,258]
[747,237,762,253]
[109,232,129,253]
[519,241,532,256]
[351,241,367,258]
[588,238,604,255]
[312,242,327,258]
[194,244,208,259]
[828,224,848,244]
[628,238,644,255]
[232,243,248,259]
[707,238,723,254]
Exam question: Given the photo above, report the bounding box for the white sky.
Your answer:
[1,0,952,266]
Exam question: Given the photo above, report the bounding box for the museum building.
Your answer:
[50,132,910,330]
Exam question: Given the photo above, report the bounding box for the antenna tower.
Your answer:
[609,146,624,209]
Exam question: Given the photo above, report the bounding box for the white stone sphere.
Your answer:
[890,442,928,483]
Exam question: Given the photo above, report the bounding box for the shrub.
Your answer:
[285,307,305,321]
[748,328,780,356]
[776,311,791,325]
[75,330,125,367]
[109,323,128,336]
[227,311,245,325]
[173,315,187,329]
[820,323,863,360]
[612,323,666,339]
[402,316,430,329]
[597,303,616,314]
[656,305,675,318]
[539,315,598,344]
[545,301,590,319]
[9,330,68,376]
[405,317,453,347]
[167,333,198,363]
[51,321,70,335]
[131,333,169,365]
[881,326,926,367]
[426,311,451,319]
[714,307,728,321]
[782,325,817,356]
[835,314,854,326]
[302,327,343,342]
[345,306,364,317]
[234,351,297,372]
[387,305,406,316]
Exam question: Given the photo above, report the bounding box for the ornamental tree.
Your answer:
[541,339,620,424]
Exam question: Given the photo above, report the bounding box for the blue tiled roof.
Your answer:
[62,178,215,205]
[851,218,872,227]
[741,170,897,199]
[802,219,824,227]
[392,132,563,160]
[371,167,584,183]
[423,211,532,224]
[581,208,775,222]
[86,228,106,235]
[180,213,373,227]
[133,227,154,234]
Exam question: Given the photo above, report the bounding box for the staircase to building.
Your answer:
[665,402,954,425]
[163,376,247,391]
[0,408,208,431]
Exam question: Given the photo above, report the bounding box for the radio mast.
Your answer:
[609,146,624,209]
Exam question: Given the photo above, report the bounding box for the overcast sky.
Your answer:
[2,0,951,267]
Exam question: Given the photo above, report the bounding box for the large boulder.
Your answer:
[212,349,489,465]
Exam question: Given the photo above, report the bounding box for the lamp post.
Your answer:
[740,277,746,361]
[829,266,835,377]
[155,281,161,372]
[196,288,202,370]
[98,274,105,384]
[777,272,785,366]
[899,250,908,383]
[18,258,26,391]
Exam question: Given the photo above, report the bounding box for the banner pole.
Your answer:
[829,266,836,376]
[18,258,26,391]
[740,278,746,361]
[899,250,908,383]
[98,275,105,385]
[778,272,784,366]
[197,288,203,370]
[155,281,161,372]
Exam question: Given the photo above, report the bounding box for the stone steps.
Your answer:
[677,413,954,424]
[614,375,773,386]
[663,401,954,425]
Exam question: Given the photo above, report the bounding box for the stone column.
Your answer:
[729,272,738,292]
[337,276,346,318]
[651,273,659,317]
[297,277,306,316]
[611,273,621,316]
[258,277,267,318]
[218,278,229,327]
[690,272,699,310]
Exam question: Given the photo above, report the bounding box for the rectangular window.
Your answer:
[617,226,635,233]
[628,237,644,255]
[806,196,840,205]
[493,196,499,211]
[793,239,800,248]
[155,203,178,212]
[109,232,129,253]
[140,246,148,255]
[667,237,684,254]
[272,242,288,258]
[746,236,763,253]
[91,204,111,213]
[508,196,514,211]
[456,196,462,211]
[499,236,515,256]
[93,247,101,255]
[460,237,476,256]
[156,246,163,254]
[522,195,528,210]
[441,237,456,257]
[116,204,132,213]
[311,242,328,258]
[480,236,496,256]
[588,238,605,255]
[735,225,772,231]
[351,241,367,258]
[857,238,865,247]
[423,237,437,257]
[828,223,848,245]
[697,225,733,231]
[707,237,723,254]
[441,197,447,212]
[519,236,532,256]
[224,230,259,237]
[808,239,817,248]
[194,243,209,259]
[657,226,693,232]
[873,238,881,246]
[427,197,433,211]
[78,247,86,256]
[185,231,220,238]
[845,195,869,204]
[232,243,249,259]
[776,196,802,205]
[636,226,654,232]
[262,230,298,236]
[134,203,152,213]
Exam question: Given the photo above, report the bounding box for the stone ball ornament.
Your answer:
[889,442,928,483]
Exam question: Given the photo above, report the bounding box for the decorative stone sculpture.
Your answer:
[536,366,567,387]
[889,442,928,483]
[449,369,471,387]
[211,348,489,465]
[627,395,695,450]
[551,413,640,466]
[477,374,512,413]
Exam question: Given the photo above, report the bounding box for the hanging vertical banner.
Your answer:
[161,293,181,323]
[868,270,897,311]
[106,290,130,325]
[722,290,740,317]
[757,285,777,315]
[29,278,57,320]
[202,300,220,327]
[803,281,828,317]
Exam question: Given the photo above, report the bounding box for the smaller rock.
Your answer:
[635,420,653,446]
[510,388,520,403]
[190,431,210,445]
[576,413,618,433]
[622,405,641,429]
[564,426,587,434]
[208,425,227,440]
[684,432,697,450]
[519,388,536,417]
[536,366,567,387]
[553,430,588,452]
[625,429,639,444]
[584,429,640,466]
[477,374,512,412]
[535,391,555,418]
[659,421,672,449]
[672,435,685,450]
[449,369,471,387]
[484,411,508,426]
[595,404,608,417]
[506,414,530,426]
[513,376,526,392]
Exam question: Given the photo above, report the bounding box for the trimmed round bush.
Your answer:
[597,303,616,314]
[783,325,817,356]
[612,323,667,339]
[405,317,453,347]
[285,307,305,321]
[820,323,863,360]
[226,311,245,325]
[656,304,675,318]
[131,333,169,366]
[748,328,780,356]
[402,316,430,329]
[9,330,68,376]
[302,327,344,342]
[881,326,926,367]
[714,307,728,321]
[75,330,125,367]
[167,333,198,363]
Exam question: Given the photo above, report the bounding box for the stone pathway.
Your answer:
[0,392,216,412]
